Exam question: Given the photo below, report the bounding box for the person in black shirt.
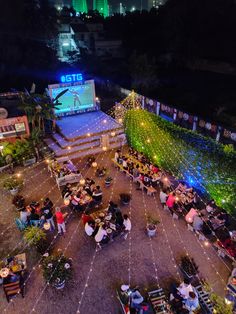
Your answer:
[42,206,55,231]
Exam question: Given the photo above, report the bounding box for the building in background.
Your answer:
[93,0,109,17]
[58,24,79,61]
[48,0,72,9]
[148,0,166,10]
[72,0,88,13]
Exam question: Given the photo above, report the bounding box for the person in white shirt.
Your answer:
[122,214,131,240]
[85,221,95,237]
[20,208,30,224]
[95,225,108,244]
[122,158,128,170]
[177,279,194,299]
[114,150,120,162]
[159,190,168,206]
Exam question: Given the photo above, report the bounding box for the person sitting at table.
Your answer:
[206,200,216,214]
[43,197,53,210]
[92,186,103,204]
[95,224,109,245]
[115,211,124,230]
[71,192,81,211]
[185,207,198,223]
[114,150,120,162]
[160,189,168,207]
[122,158,128,170]
[192,213,203,231]
[30,201,41,214]
[20,207,30,225]
[29,209,41,226]
[132,165,140,179]
[107,201,116,215]
[61,183,72,198]
[85,177,95,186]
[143,173,151,187]
[166,192,176,211]
[85,221,98,237]
[216,209,230,226]
[183,291,199,312]
[82,211,93,225]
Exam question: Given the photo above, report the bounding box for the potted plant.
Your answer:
[147,216,159,237]
[42,253,72,289]
[105,176,112,186]
[180,255,198,279]
[12,195,25,211]
[3,176,24,195]
[23,226,47,254]
[120,193,131,205]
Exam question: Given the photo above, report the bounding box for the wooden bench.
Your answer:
[195,284,214,314]
[148,288,170,313]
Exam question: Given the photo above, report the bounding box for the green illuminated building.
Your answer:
[72,0,88,13]
[93,0,109,17]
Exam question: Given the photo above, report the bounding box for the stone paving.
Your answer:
[0,148,231,314]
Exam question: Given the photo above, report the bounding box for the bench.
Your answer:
[148,288,170,313]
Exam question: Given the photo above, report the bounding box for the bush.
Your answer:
[3,176,24,190]
[42,253,72,285]
[24,226,46,248]
[120,193,131,203]
[180,255,198,276]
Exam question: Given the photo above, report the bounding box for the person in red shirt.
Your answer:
[55,207,68,235]
[81,211,93,225]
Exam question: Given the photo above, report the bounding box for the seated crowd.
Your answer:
[48,159,81,178]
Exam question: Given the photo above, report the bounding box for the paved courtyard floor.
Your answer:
[0,147,231,314]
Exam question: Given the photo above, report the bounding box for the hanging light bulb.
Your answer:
[79,178,85,185]
[111,131,116,137]
[102,146,107,151]
[87,133,91,137]
[92,162,97,168]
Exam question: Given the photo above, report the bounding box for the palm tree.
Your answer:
[19,89,68,134]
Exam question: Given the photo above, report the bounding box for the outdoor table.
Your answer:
[90,209,120,240]
[0,253,27,277]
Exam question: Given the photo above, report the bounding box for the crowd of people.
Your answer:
[83,200,132,248]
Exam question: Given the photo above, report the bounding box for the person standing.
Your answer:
[55,207,67,235]
[123,214,132,240]
[42,206,55,231]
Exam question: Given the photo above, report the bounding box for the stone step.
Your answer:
[44,134,126,158]
[58,141,124,161]
[52,128,124,148]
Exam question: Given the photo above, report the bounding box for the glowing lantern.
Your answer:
[102,147,107,151]
[92,162,97,168]
[111,132,116,137]
[79,178,85,185]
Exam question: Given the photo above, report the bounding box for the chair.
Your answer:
[15,219,27,231]
[3,279,25,302]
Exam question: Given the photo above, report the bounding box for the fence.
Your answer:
[119,87,236,146]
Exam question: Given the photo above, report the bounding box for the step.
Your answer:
[52,128,124,148]
[60,141,124,161]
[52,132,101,148]
[45,134,126,157]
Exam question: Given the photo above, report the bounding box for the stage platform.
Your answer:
[44,111,125,160]
[56,111,121,140]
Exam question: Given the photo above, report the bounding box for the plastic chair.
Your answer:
[3,279,24,302]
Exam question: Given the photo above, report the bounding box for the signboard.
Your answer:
[0,116,30,139]
[60,73,83,83]
[48,80,97,117]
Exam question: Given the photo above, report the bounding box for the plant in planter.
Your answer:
[147,216,159,237]
[23,226,47,254]
[42,253,72,289]
[105,176,112,186]
[120,193,131,205]
[180,255,198,279]
[12,195,25,210]
[3,176,24,195]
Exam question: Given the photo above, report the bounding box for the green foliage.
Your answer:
[23,226,46,247]
[42,253,73,285]
[147,215,160,226]
[210,293,233,314]
[124,109,236,213]
[12,140,35,163]
[180,256,198,276]
[3,176,24,190]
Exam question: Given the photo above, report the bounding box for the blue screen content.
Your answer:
[51,84,95,116]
